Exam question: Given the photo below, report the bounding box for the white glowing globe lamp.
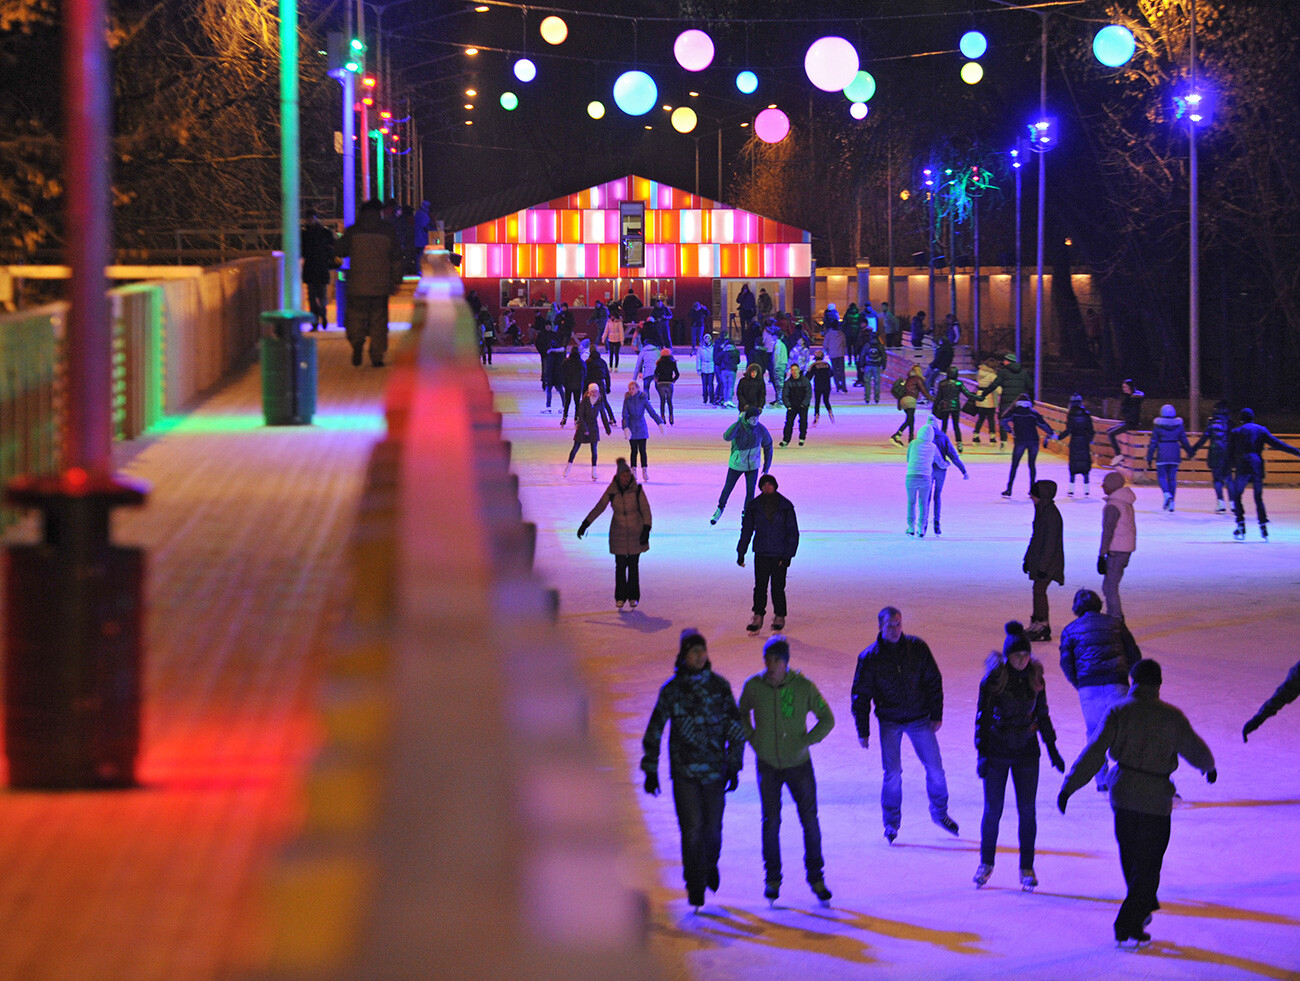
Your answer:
[1093,25,1136,68]
[613,71,658,116]
[500,92,518,111]
[674,29,715,72]
[671,106,698,134]
[736,70,758,95]
[842,71,876,103]
[513,58,536,83]
[959,30,988,60]
[961,61,984,85]
[849,101,868,120]
[755,107,790,144]
[539,16,567,45]
[804,36,859,93]
[587,100,606,120]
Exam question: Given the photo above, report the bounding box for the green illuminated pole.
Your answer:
[280,0,301,309]
[374,131,386,202]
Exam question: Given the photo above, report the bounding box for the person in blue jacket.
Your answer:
[621,380,665,483]
[1189,400,1233,513]
[1226,407,1300,539]
[1000,396,1057,498]
[738,474,799,634]
[1145,404,1193,511]
[928,424,969,537]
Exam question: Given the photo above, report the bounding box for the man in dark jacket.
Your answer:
[1226,407,1300,540]
[622,287,642,324]
[851,607,959,843]
[336,198,400,367]
[924,335,953,394]
[559,346,586,427]
[1023,480,1064,641]
[736,362,767,414]
[300,211,335,331]
[1059,588,1141,791]
[738,474,799,634]
[1000,395,1057,497]
[779,363,812,447]
[642,630,746,910]
[737,284,757,336]
[977,353,1033,448]
[1189,400,1233,513]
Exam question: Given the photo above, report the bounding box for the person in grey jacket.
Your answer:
[779,363,812,447]
[579,458,652,610]
[1058,659,1216,946]
[1058,589,1141,791]
[336,198,401,367]
[620,380,664,483]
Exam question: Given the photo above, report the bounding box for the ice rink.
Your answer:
[490,351,1300,981]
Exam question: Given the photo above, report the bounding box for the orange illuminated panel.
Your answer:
[719,244,739,278]
[701,210,713,243]
[741,243,760,277]
[631,176,652,202]
[679,245,697,278]
[560,210,582,244]
[514,244,534,278]
[598,243,619,277]
[658,210,679,244]
[643,209,658,244]
[534,245,556,278]
[505,213,520,242]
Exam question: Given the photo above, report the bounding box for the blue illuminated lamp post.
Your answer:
[1187,0,1203,432]
[1011,144,1024,360]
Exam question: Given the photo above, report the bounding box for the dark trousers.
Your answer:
[783,406,808,443]
[1032,574,1051,623]
[701,372,715,403]
[1007,440,1039,492]
[814,389,833,419]
[480,338,493,364]
[344,294,389,363]
[629,438,647,469]
[614,553,641,602]
[673,778,727,895]
[305,280,328,327]
[831,357,847,391]
[973,407,998,436]
[757,758,823,885]
[545,353,564,405]
[657,381,675,423]
[893,407,916,441]
[1231,466,1267,524]
[1155,463,1178,499]
[979,757,1039,867]
[567,438,597,466]
[1113,807,1171,939]
[1108,422,1132,456]
[939,412,962,443]
[930,467,948,531]
[752,554,788,617]
[608,341,621,368]
[718,467,757,511]
[560,388,577,422]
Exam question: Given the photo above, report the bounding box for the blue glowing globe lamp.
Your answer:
[736,70,758,95]
[1093,25,1136,68]
[613,71,658,116]
[959,30,987,60]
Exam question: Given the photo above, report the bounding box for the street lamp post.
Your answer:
[1012,146,1023,361]
[1034,14,1047,401]
[1187,0,1201,432]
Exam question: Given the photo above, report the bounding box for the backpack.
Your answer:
[891,376,907,400]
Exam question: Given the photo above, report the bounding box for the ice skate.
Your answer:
[1068,487,1075,497]
[641,467,648,483]
[1020,868,1038,891]
[707,867,720,893]
[591,467,598,481]
[1116,929,1151,948]
[688,888,705,911]
[629,600,638,609]
[932,813,960,836]
[1024,619,1052,642]
[1162,492,1173,511]
[973,863,993,888]
[798,439,805,446]
[1001,489,1012,498]
[934,522,941,536]
[884,825,898,844]
[771,616,785,631]
[1112,453,1125,467]
[710,506,723,525]
[1234,520,1246,540]
[563,462,571,477]
[1215,499,1226,512]
[616,600,625,611]
[747,613,764,634]
[764,880,780,905]
[1261,522,1269,539]
[972,435,981,444]
[779,440,789,448]
[810,880,833,906]
[891,433,903,447]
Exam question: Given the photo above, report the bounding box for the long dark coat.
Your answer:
[1023,481,1065,584]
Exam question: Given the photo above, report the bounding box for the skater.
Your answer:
[933,367,976,449]
[737,474,799,633]
[1000,395,1056,497]
[1059,588,1141,791]
[909,310,927,354]
[602,309,624,369]
[578,458,653,610]
[1145,404,1193,511]
[715,335,740,407]
[767,321,789,406]
[621,286,642,327]
[1188,400,1232,512]
[890,365,926,446]
[1242,660,1300,741]
[563,382,611,480]
[634,337,662,386]
[1063,394,1097,495]
[559,344,586,426]
[973,621,1066,891]
[822,310,849,392]
[904,418,938,538]
[1098,471,1138,620]
[1022,479,1064,642]
[1106,380,1145,466]
[1058,659,1216,946]
[859,330,886,404]
[971,358,1002,445]
[923,333,953,394]
[653,348,680,425]
[928,422,969,537]
[621,380,664,483]
[641,630,746,910]
[809,351,834,424]
[738,636,834,904]
[336,198,401,367]
[736,361,767,415]
[711,407,773,525]
[851,607,959,843]
[587,346,617,430]
[696,332,716,405]
[842,302,861,370]
[779,363,811,447]
[477,308,496,365]
[976,353,1032,450]
[544,329,567,412]
[1226,407,1300,540]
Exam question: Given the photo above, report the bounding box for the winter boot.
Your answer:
[1025,619,1052,642]
[747,613,764,634]
[973,863,993,888]
[1234,520,1247,540]
[1020,868,1038,891]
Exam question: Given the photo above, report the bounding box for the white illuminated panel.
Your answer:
[557,244,585,278]
[464,243,487,279]
[680,209,701,244]
[716,210,735,244]
[584,210,607,243]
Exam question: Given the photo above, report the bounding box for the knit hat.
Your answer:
[1004,352,1019,363]
[1131,658,1162,687]
[676,629,707,669]
[763,636,791,662]
[1102,471,1126,494]
[615,458,632,475]
[1003,621,1032,658]
[758,473,778,491]
[1161,403,1177,418]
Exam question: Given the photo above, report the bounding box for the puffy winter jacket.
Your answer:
[653,355,681,385]
[583,476,652,556]
[738,490,799,559]
[782,373,811,410]
[621,389,663,439]
[561,351,587,393]
[736,364,767,412]
[1023,480,1064,584]
[1189,411,1231,473]
[981,361,1031,406]
[823,325,847,359]
[851,634,944,734]
[1146,412,1192,466]
[723,415,773,473]
[975,363,1000,409]
[739,670,834,770]
[1002,401,1055,445]
[641,666,746,784]
[1101,485,1137,553]
[1059,611,1141,689]
[336,211,400,297]
[696,344,715,374]
[1063,408,1096,474]
[975,662,1058,761]
[634,343,661,382]
[715,341,740,373]
[906,424,939,477]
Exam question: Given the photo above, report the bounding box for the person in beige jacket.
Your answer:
[578,458,651,610]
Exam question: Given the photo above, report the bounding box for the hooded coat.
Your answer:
[641,663,746,785]
[635,342,662,383]
[724,414,774,473]
[1146,407,1193,466]
[737,363,767,412]
[584,472,652,555]
[1063,406,1096,474]
[1023,480,1065,584]
[621,388,664,439]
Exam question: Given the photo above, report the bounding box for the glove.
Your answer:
[1206,768,1218,785]
[737,554,745,567]
[1057,789,1070,814]
[1048,744,1066,773]
[639,525,650,547]
[725,773,739,793]
[1243,714,1264,742]
[976,758,988,779]
[1097,554,1108,576]
[643,772,660,796]
[577,522,589,539]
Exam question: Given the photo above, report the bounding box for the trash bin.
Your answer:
[260,311,317,425]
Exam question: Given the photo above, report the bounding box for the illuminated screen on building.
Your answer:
[620,201,645,268]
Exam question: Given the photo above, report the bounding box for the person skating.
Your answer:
[1063,394,1097,496]
[976,353,1032,450]
[1107,380,1145,467]
[601,310,624,370]
[1059,589,1141,791]
[1226,407,1300,540]
[1022,479,1064,641]
[1000,396,1056,497]
[621,380,664,483]
[780,363,812,447]
[578,458,653,610]
[653,347,681,425]
[641,630,746,910]
[904,417,939,538]
[973,621,1066,891]
[712,407,773,525]
[738,636,834,904]
[544,329,567,413]
[767,322,789,406]
[1098,471,1137,620]
[586,345,617,430]
[909,311,928,354]
[736,361,767,415]
[1145,404,1193,511]
[822,310,849,392]
[890,365,926,446]
[1242,660,1300,741]
[696,332,716,406]
[715,335,740,408]
[851,607,959,843]
[859,330,886,404]
[1188,400,1232,513]
[933,367,976,450]
[558,345,586,426]
[809,351,835,425]
[564,382,611,480]
[928,423,969,537]
[633,338,662,386]
[1058,659,1216,946]
[738,474,799,633]
[971,358,1002,446]
[923,334,953,395]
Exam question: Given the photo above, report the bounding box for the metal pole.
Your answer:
[279,0,301,311]
[695,137,700,198]
[1015,158,1022,360]
[973,194,980,355]
[927,191,936,330]
[1034,14,1047,399]
[948,208,957,323]
[1188,0,1201,431]
[717,128,722,203]
[357,0,370,199]
[887,151,895,310]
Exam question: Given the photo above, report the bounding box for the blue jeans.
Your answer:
[673,778,727,896]
[930,467,947,532]
[906,474,933,534]
[718,467,758,512]
[862,366,881,402]
[757,758,823,884]
[700,372,714,403]
[879,718,949,829]
[717,369,736,404]
[1155,463,1179,500]
[980,756,1039,866]
[1078,683,1128,789]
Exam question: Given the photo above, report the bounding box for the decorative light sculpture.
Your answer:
[959,30,988,60]
[671,106,698,133]
[674,29,715,72]
[1093,25,1136,68]
[754,107,790,144]
[613,71,658,116]
[587,100,606,119]
[961,61,984,85]
[842,71,876,103]
[736,70,758,95]
[500,92,518,110]
[849,101,868,120]
[513,58,536,82]
[539,16,567,45]
[804,36,859,92]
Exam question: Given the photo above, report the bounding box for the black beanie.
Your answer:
[1131,658,1163,687]
[676,629,707,668]
[1003,621,1032,658]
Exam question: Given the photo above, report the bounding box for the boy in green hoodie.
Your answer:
[737,636,835,904]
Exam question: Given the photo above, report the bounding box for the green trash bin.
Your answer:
[260,311,317,425]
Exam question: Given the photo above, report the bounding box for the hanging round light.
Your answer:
[587,100,606,119]
[674,29,715,72]
[513,58,536,83]
[736,70,758,95]
[613,70,658,116]
[842,71,876,103]
[539,16,567,45]
[500,92,518,111]
[671,106,699,134]
[1093,24,1136,68]
[849,101,868,120]
[959,30,988,60]
[754,107,790,144]
[961,61,984,85]
[804,36,859,92]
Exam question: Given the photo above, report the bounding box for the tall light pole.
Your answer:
[1012,145,1023,361]
[1034,13,1047,400]
[1187,0,1202,432]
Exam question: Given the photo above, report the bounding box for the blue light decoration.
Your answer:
[613,71,658,116]
[1093,25,1136,68]
[513,58,537,83]
[736,70,758,95]
[842,71,876,103]
[1010,147,1022,170]
[959,30,988,60]
[1027,116,1059,150]
[500,91,518,111]
[1173,91,1209,125]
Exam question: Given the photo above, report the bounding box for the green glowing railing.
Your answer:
[0,308,59,531]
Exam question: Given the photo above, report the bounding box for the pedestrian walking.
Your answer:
[641,630,746,910]
[809,351,835,424]
[928,423,968,537]
[851,607,959,843]
[1145,404,1193,511]
[578,458,653,610]
[696,332,716,405]
[904,418,939,538]
[336,198,401,367]
[890,365,926,445]
[300,210,335,331]
[971,358,1002,446]
[1098,471,1137,620]
[737,361,767,415]
[1000,396,1056,497]
[779,363,811,447]
[933,367,975,449]
[653,348,681,425]
[858,330,886,403]
[1242,660,1300,742]
[563,383,611,480]
[1063,394,1097,496]
[690,301,710,353]
[1058,659,1216,946]
[711,407,773,525]
[620,380,664,483]
[1022,480,1064,641]
[1188,400,1232,513]
[1106,380,1146,467]
[972,621,1066,891]
[737,474,799,633]
[738,636,834,904]
[1226,407,1300,540]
